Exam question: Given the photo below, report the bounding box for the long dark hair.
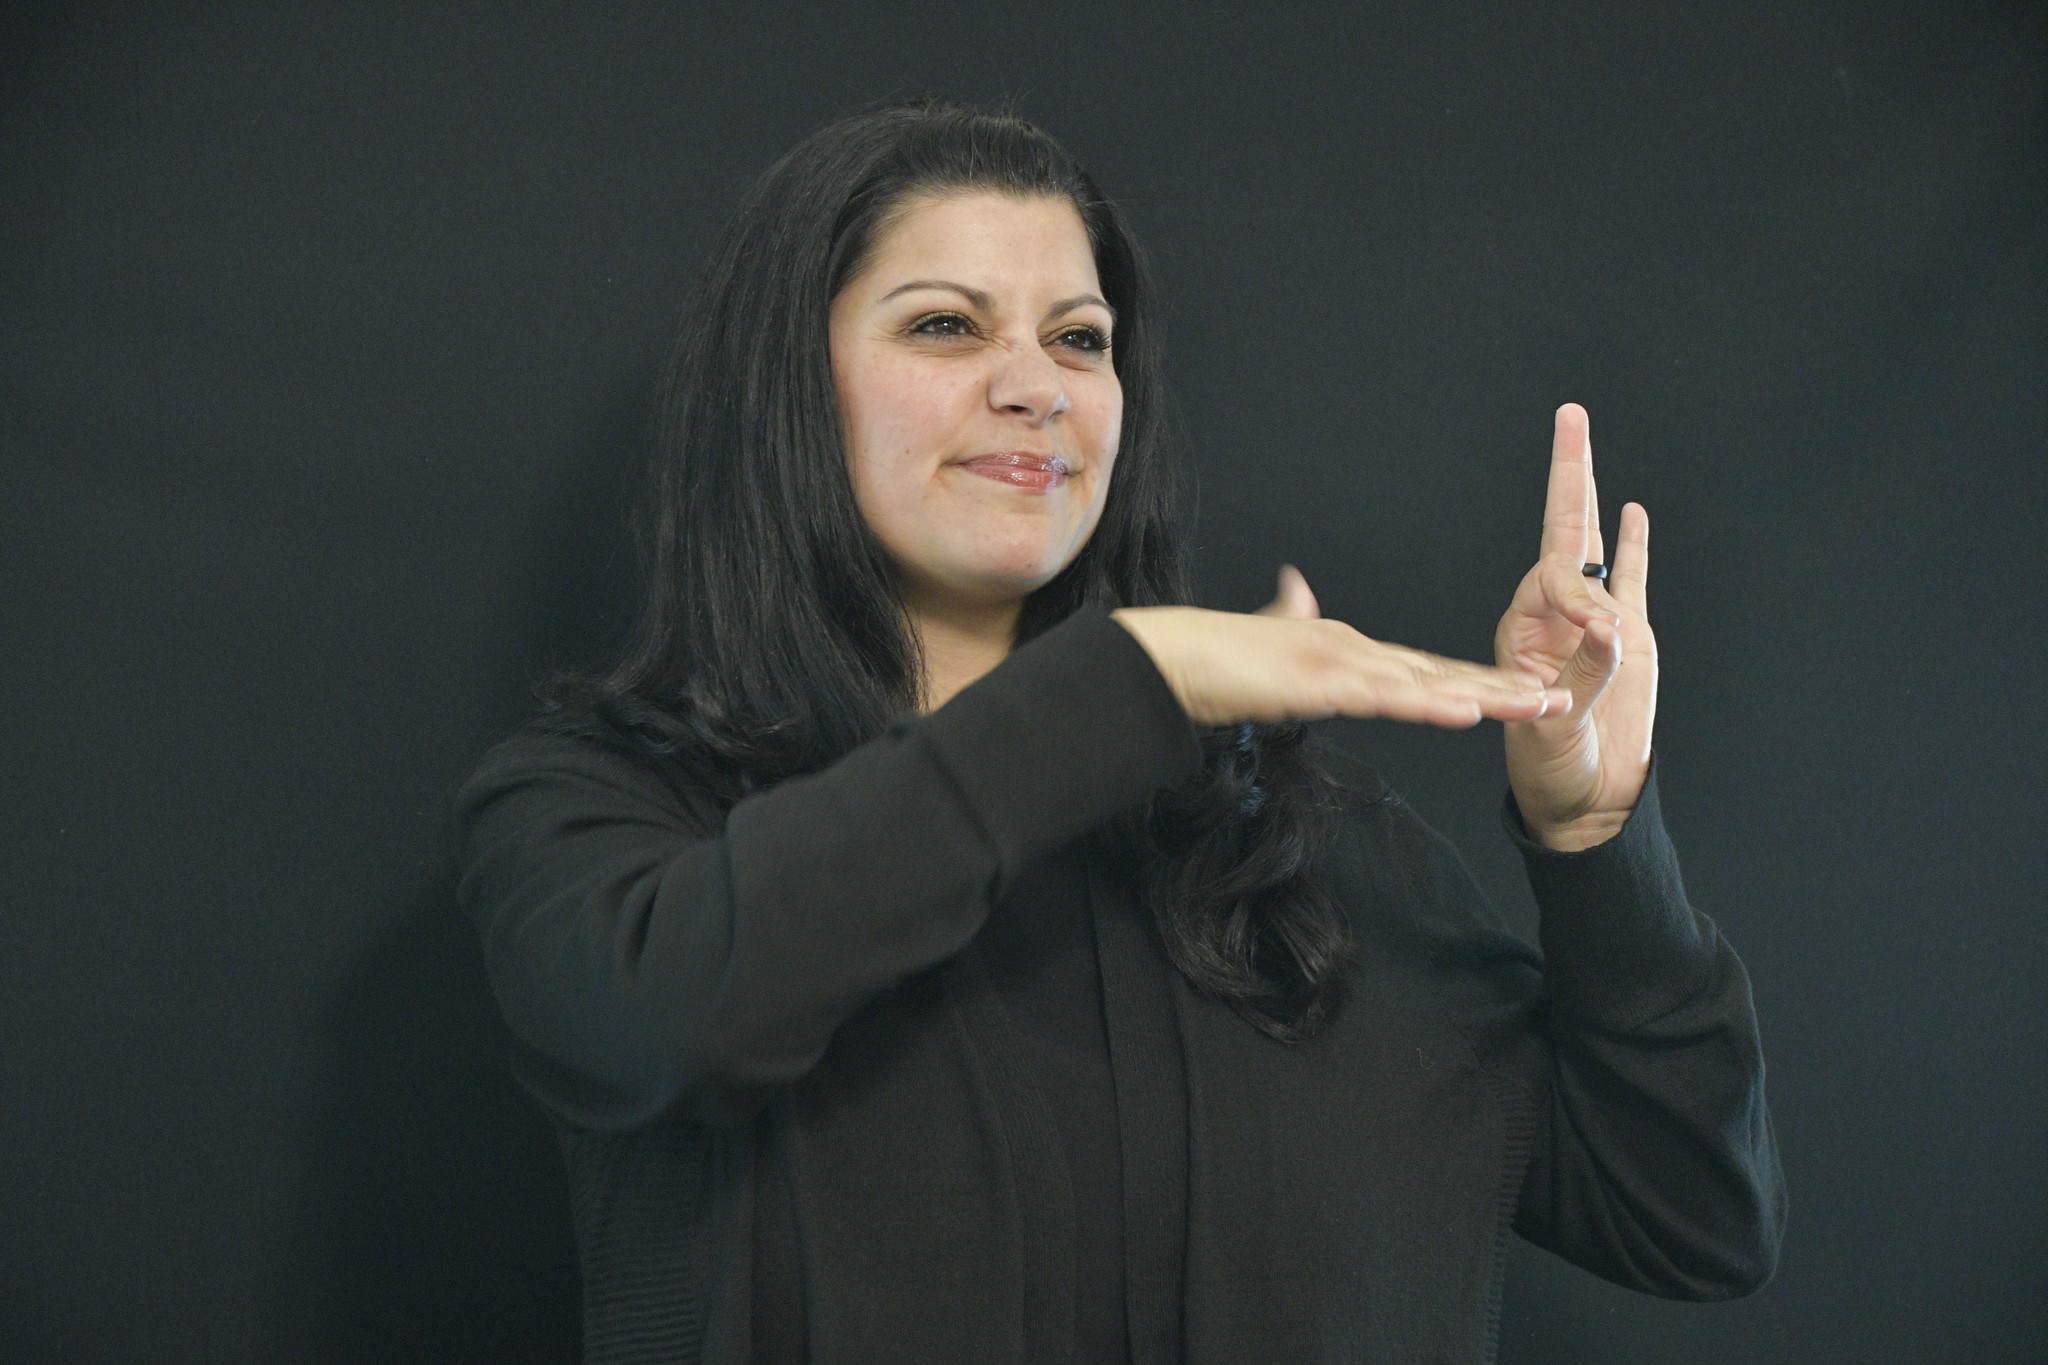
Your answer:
[534,97,1356,1041]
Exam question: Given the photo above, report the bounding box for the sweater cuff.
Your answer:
[1500,758,1717,1028]
[913,602,1205,879]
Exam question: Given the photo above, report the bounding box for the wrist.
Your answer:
[1504,737,1638,852]
[1514,799,1630,852]
[1107,605,1174,680]
[1109,606,1213,723]
[1527,816,1627,853]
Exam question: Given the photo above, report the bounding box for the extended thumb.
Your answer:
[1255,563,1321,619]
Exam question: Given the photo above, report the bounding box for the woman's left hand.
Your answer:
[1494,403,1657,851]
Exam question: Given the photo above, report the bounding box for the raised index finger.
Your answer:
[1540,402,1593,563]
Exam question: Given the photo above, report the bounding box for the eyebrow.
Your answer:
[876,278,1117,324]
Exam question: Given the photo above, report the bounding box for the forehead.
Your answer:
[855,190,1100,295]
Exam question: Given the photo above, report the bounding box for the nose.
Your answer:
[986,339,1072,425]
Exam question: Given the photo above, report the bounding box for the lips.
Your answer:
[956,450,1071,492]
[959,451,1072,475]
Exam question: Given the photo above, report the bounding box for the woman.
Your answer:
[453,98,1784,1364]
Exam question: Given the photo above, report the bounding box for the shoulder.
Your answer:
[453,716,727,840]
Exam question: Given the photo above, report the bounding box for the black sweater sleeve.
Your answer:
[1352,755,1787,1302]
[451,604,1204,1133]
[1496,764,1788,1299]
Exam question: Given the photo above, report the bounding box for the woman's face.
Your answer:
[829,190,1121,616]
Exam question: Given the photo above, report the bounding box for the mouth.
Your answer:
[957,451,1072,475]
[955,450,1072,491]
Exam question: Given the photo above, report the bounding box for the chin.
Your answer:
[957,542,1069,587]
[899,531,1085,607]
[973,570,1062,602]
[932,557,1063,604]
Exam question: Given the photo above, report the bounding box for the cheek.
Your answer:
[1080,377,1123,492]
[1092,382,1123,457]
[842,353,977,468]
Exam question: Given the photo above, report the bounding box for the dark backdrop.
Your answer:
[3,3,2042,1361]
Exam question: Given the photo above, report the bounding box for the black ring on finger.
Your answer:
[1581,563,1608,580]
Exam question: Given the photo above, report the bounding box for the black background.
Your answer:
[3,2,2043,1361]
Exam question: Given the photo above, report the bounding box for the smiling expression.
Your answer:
[828,190,1121,615]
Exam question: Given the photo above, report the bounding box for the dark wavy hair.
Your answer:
[533,96,1356,1041]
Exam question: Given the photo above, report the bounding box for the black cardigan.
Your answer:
[452,603,1786,1364]
[963,827,1137,1362]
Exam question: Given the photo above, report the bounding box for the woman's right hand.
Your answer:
[1110,565,1573,730]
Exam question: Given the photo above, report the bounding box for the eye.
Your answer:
[905,312,1111,356]
[907,312,978,339]
[1056,325,1112,355]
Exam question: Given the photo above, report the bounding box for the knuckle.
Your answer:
[1297,620,1362,671]
[1313,618,1362,644]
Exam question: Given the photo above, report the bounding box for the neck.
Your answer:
[910,593,1023,714]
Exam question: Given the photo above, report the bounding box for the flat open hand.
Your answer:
[1495,403,1658,851]
[1110,578,1573,733]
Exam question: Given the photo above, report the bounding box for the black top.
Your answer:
[745,835,1170,1365]
[452,602,1786,1364]
[968,840,1131,1364]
